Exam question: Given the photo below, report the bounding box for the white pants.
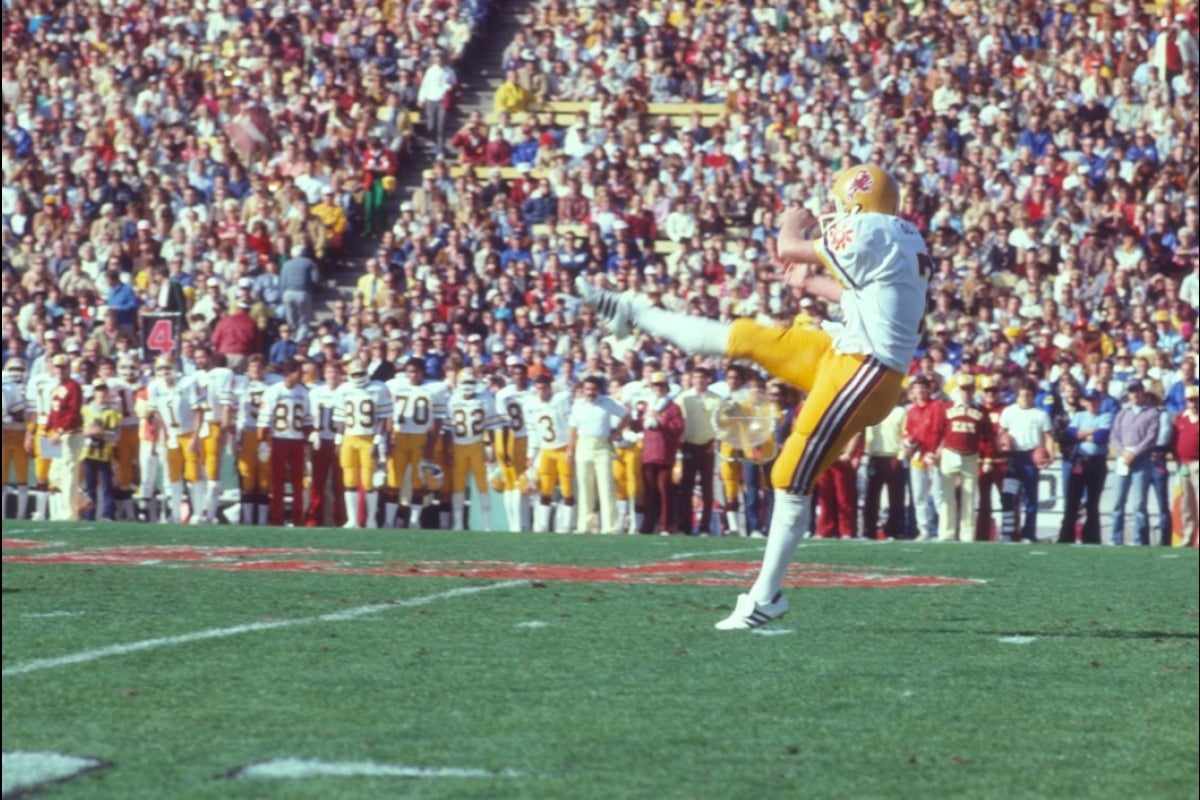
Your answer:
[938,451,979,542]
[52,433,86,521]
[909,462,942,540]
[575,437,617,534]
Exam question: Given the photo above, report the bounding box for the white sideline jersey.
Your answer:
[231,375,281,432]
[258,381,313,440]
[495,382,532,438]
[387,379,448,435]
[815,211,930,373]
[106,379,139,428]
[333,382,392,436]
[525,390,573,450]
[149,375,206,437]
[196,366,235,425]
[443,391,503,446]
[2,379,29,430]
[26,372,58,426]
[308,382,340,441]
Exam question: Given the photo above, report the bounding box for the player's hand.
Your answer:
[334,433,344,447]
[24,432,34,455]
[778,206,818,238]
[257,441,271,463]
[309,432,321,449]
[188,436,200,455]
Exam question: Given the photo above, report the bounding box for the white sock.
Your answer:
[191,480,208,522]
[451,492,465,530]
[207,482,222,522]
[557,501,576,534]
[2,485,9,517]
[17,485,29,519]
[241,499,253,524]
[384,501,397,528]
[477,490,492,532]
[439,505,450,529]
[365,491,378,528]
[34,489,48,520]
[635,307,731,355]
[169,481,184,523]
[533,502,550,533]
[343,491,359,526]
[256,503,268,525]
[749,491,812,605]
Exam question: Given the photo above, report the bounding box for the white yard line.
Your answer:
[668,547,762,560]
[3,581,525,678]
[233,758,522,779]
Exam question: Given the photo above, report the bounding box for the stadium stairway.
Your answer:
[315,0,535,316]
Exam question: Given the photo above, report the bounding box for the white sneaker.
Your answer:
[575,277,638,337]
[714,592,789,630]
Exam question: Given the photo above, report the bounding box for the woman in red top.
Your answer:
[634,372,685,535]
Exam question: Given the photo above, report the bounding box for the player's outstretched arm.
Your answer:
[774,207,821,265]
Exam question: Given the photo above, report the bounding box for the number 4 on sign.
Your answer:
[147,319,176,353]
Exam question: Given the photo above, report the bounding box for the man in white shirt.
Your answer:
[417,50,458,157]
[567,376,629,534]
[997,377,1054,543]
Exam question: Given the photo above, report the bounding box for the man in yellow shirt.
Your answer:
[311,188,347,260]
[81,380,121,521]
[494,68,532,116]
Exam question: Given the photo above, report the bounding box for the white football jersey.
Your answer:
[106,379,139,427]
[524,390,573,450]
[26,372,58,426]
[443,391,503,446]
[495,381,533,438]
[257,381,313,440]
[332,381,392,437]
[231,375,281,432]
[388,379,448,435]
[308,382,340,441]
[195,366,235,426]
[149,374,206,437]
[2,380,29,431]
[815,211,930,373]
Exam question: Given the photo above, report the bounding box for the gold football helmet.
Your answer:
[827,164,900,219]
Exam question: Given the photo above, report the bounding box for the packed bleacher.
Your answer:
[2,0,1197,545]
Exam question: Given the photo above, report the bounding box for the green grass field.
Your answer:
[3,523,1197,799]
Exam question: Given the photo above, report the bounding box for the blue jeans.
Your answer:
[1149,455,1171,545]
[1001,453,1040,542]
[744,461,767,534]
[82,459,114,521]
[1111,457,1151,545]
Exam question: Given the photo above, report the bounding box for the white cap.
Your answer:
[505,355,523,367]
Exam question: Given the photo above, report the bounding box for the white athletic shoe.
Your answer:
[714,592,789,630]
[575,276,638,337]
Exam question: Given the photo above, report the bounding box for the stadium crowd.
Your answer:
[1,0,1198,545]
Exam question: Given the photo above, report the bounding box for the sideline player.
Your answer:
[580,164,930,628]
[149,356,206,524]
[335,360,392,529]
[383,358,445,529]
[258,358,314,527]
[110,355,143,520]
[192,345,235,525]
[494,356,533,531]
[524,373,576,533]
[444,371,502,531]
[25,357,59,519]
[307,359,346,527]
[230,355,277,524]
[2,358,31,519]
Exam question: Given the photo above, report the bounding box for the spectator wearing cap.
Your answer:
[81,379,121,522]
[1110,377,1161,545]
[1059,386,1114,545]
[280,244,319,340]
[634,370,684,535]
[935,374,992,542]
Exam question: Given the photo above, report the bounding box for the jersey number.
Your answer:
[506,399,525,432]
[536,414,557,444]
[395,395,431,426]
[344,398,376,430]
[272,401,306,433]
[452,407,485,438]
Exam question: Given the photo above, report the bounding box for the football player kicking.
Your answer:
[579,165,931,629]
[334,360,392,529]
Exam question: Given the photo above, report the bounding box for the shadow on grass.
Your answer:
[887,628,1198,641]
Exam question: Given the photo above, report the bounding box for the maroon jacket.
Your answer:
[47,378,84,433]
[637,398,684,465]
[211,311,261,357]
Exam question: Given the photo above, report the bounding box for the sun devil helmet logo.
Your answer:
[845,168,876,202]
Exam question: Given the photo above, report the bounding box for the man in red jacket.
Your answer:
[975,374,1008,541]
[211,301,261,373]
[1174,385,1199,547]
[635,371,684,535]
[45,354,86,520]
[903,375,946,541]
